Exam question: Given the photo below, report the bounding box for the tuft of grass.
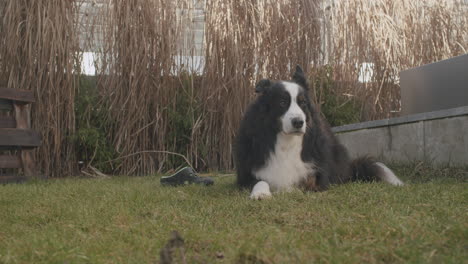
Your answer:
[0,166,467,263]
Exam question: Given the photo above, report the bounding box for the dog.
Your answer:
[235,65,404,199]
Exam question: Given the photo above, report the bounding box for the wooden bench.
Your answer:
[0,88,41,183]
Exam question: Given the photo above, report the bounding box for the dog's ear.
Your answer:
[255,79,272,94]
[292,65,308,89]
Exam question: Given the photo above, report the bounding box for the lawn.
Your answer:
[0,165,467,264]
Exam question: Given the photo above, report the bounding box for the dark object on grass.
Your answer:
[160,230,186,264]
[160,167,214,186]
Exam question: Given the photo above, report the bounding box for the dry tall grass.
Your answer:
[90,0,321,174]
[0,0,80,177]
[0,0,466,176]
[330,0,467,120]
[198,0,321,170]
[90,0,182,175]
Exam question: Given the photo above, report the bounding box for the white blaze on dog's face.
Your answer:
[280,81,307,134]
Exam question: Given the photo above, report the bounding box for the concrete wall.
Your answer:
[333,106,468,166]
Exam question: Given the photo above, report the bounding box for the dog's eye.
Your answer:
[279,100,287,107]
[298,100,306,106]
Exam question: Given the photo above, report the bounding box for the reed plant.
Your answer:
[0,0,80,177]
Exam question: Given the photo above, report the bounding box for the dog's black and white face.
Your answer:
[255,67,311,135]
[278,81,308,134]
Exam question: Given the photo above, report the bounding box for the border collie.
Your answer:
[235,66,403,199]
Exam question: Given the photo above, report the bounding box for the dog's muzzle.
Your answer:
[292,117,304,129]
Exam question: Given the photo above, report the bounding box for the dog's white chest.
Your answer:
[253,133,314,191]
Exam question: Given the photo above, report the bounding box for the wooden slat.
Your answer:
[0,88,35,103]
[0,174,27,184]
[0,116,16,128]
[0,129,41,148]
[0,155,21,168]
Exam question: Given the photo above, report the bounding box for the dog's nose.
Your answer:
[292,118,304,129]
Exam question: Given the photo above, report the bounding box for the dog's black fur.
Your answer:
[235,66,386,191]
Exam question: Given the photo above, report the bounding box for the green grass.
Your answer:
[0,165,467,264]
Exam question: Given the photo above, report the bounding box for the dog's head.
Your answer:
[255,65,312,135]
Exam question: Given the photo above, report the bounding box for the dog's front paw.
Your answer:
[250,181,272,200]
[250,191,272,200]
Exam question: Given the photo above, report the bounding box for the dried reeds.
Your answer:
[91,0,322,174]
[0,0,80,177]
[90,0,190,175]
[198,0,321,170]
[330,0,468,120]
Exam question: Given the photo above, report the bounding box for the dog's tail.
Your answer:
[350,157,404,186]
